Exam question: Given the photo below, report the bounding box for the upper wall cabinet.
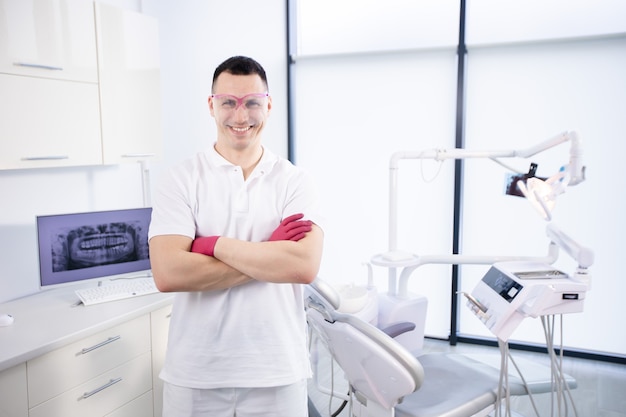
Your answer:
[0,0,162,171]
[0,0,97,82]
[95,3,162,165]
[0,73,103,169]
[0,0,102,170]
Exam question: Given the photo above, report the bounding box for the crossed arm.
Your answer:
[149,217,323,293]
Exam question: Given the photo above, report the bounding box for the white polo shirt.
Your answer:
[149,145,322,389]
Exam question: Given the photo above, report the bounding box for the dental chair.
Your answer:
[305,279,576,417]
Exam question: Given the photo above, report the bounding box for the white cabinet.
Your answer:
[0,289,174,417]
[151,303,172,417]
[27,314,153,417]
[0,0,98,82]
[0,74,103,169]
[0,363,28,417]
[0,0,102,170]
[27,315,151,407]
[0,0,162,171]
[95,3,163,165]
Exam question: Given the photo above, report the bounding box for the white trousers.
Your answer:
[162,380,308,417]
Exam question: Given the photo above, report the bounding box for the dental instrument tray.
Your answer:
[464,261,589,341]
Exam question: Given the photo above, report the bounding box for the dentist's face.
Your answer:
[209,72,271,153]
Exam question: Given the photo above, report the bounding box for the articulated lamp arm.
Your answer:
[377,131,589,298]
[387,131,585,254]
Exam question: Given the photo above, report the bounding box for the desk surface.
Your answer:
[0,285,174,372]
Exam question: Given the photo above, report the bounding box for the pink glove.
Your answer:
[269,213,312,242]
[190,236,220,257]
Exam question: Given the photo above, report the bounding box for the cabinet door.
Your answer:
[0,73,102,170]
[0,0,97,82]
[95,3,163,165]
[151,303,172,417]
[0,363,28,417]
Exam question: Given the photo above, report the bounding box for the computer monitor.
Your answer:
[36,207,152,289]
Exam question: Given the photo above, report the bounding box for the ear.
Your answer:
[208,95,216,117]
[266,95,273,115]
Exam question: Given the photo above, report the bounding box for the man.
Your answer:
[148,56,324,417]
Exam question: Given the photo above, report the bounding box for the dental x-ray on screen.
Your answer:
[36,208,152,288]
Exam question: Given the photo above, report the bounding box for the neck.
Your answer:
[214,143,264,179]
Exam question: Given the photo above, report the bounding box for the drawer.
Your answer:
[105,391,154,417]
[27,314,151,407]
[29,351,152,417]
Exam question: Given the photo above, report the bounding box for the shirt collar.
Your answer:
[205,143,278,174]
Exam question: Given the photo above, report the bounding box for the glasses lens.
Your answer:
[243,95,266,110]
[214,95,237,110]
[213,94,268,111]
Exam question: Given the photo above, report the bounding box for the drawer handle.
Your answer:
[14,62,63,71]
[79,336,121,355]
[81,377,123,399]
[121,153,156,158]
[21,155,69,161]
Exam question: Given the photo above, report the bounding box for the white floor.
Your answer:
[308,337,626,417]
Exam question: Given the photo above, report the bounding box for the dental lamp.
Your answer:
[368,131,591,352]
[516,131,585,221]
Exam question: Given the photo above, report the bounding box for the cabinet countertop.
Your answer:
[0,285,174,372]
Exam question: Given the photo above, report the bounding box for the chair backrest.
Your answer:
[306,280,425,410]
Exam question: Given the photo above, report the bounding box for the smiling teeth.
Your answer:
[232,126,251,132]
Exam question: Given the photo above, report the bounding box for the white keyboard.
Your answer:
[75,277,160,306]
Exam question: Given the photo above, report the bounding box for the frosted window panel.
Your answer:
[295,0,460,56]
[292,51,458,337]
[459,38,626,355]
[467,0,626,46]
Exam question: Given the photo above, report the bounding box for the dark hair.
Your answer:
[212,56,268,93]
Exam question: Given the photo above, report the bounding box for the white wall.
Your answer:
[0,0,288,303]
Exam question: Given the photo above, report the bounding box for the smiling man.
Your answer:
[148,56,324,417]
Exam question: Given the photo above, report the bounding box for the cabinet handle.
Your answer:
[14,62,63,71]
[81,377,123,399]
[121,153,156,158]
[79,335,121,355]
[21,155,69,161]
